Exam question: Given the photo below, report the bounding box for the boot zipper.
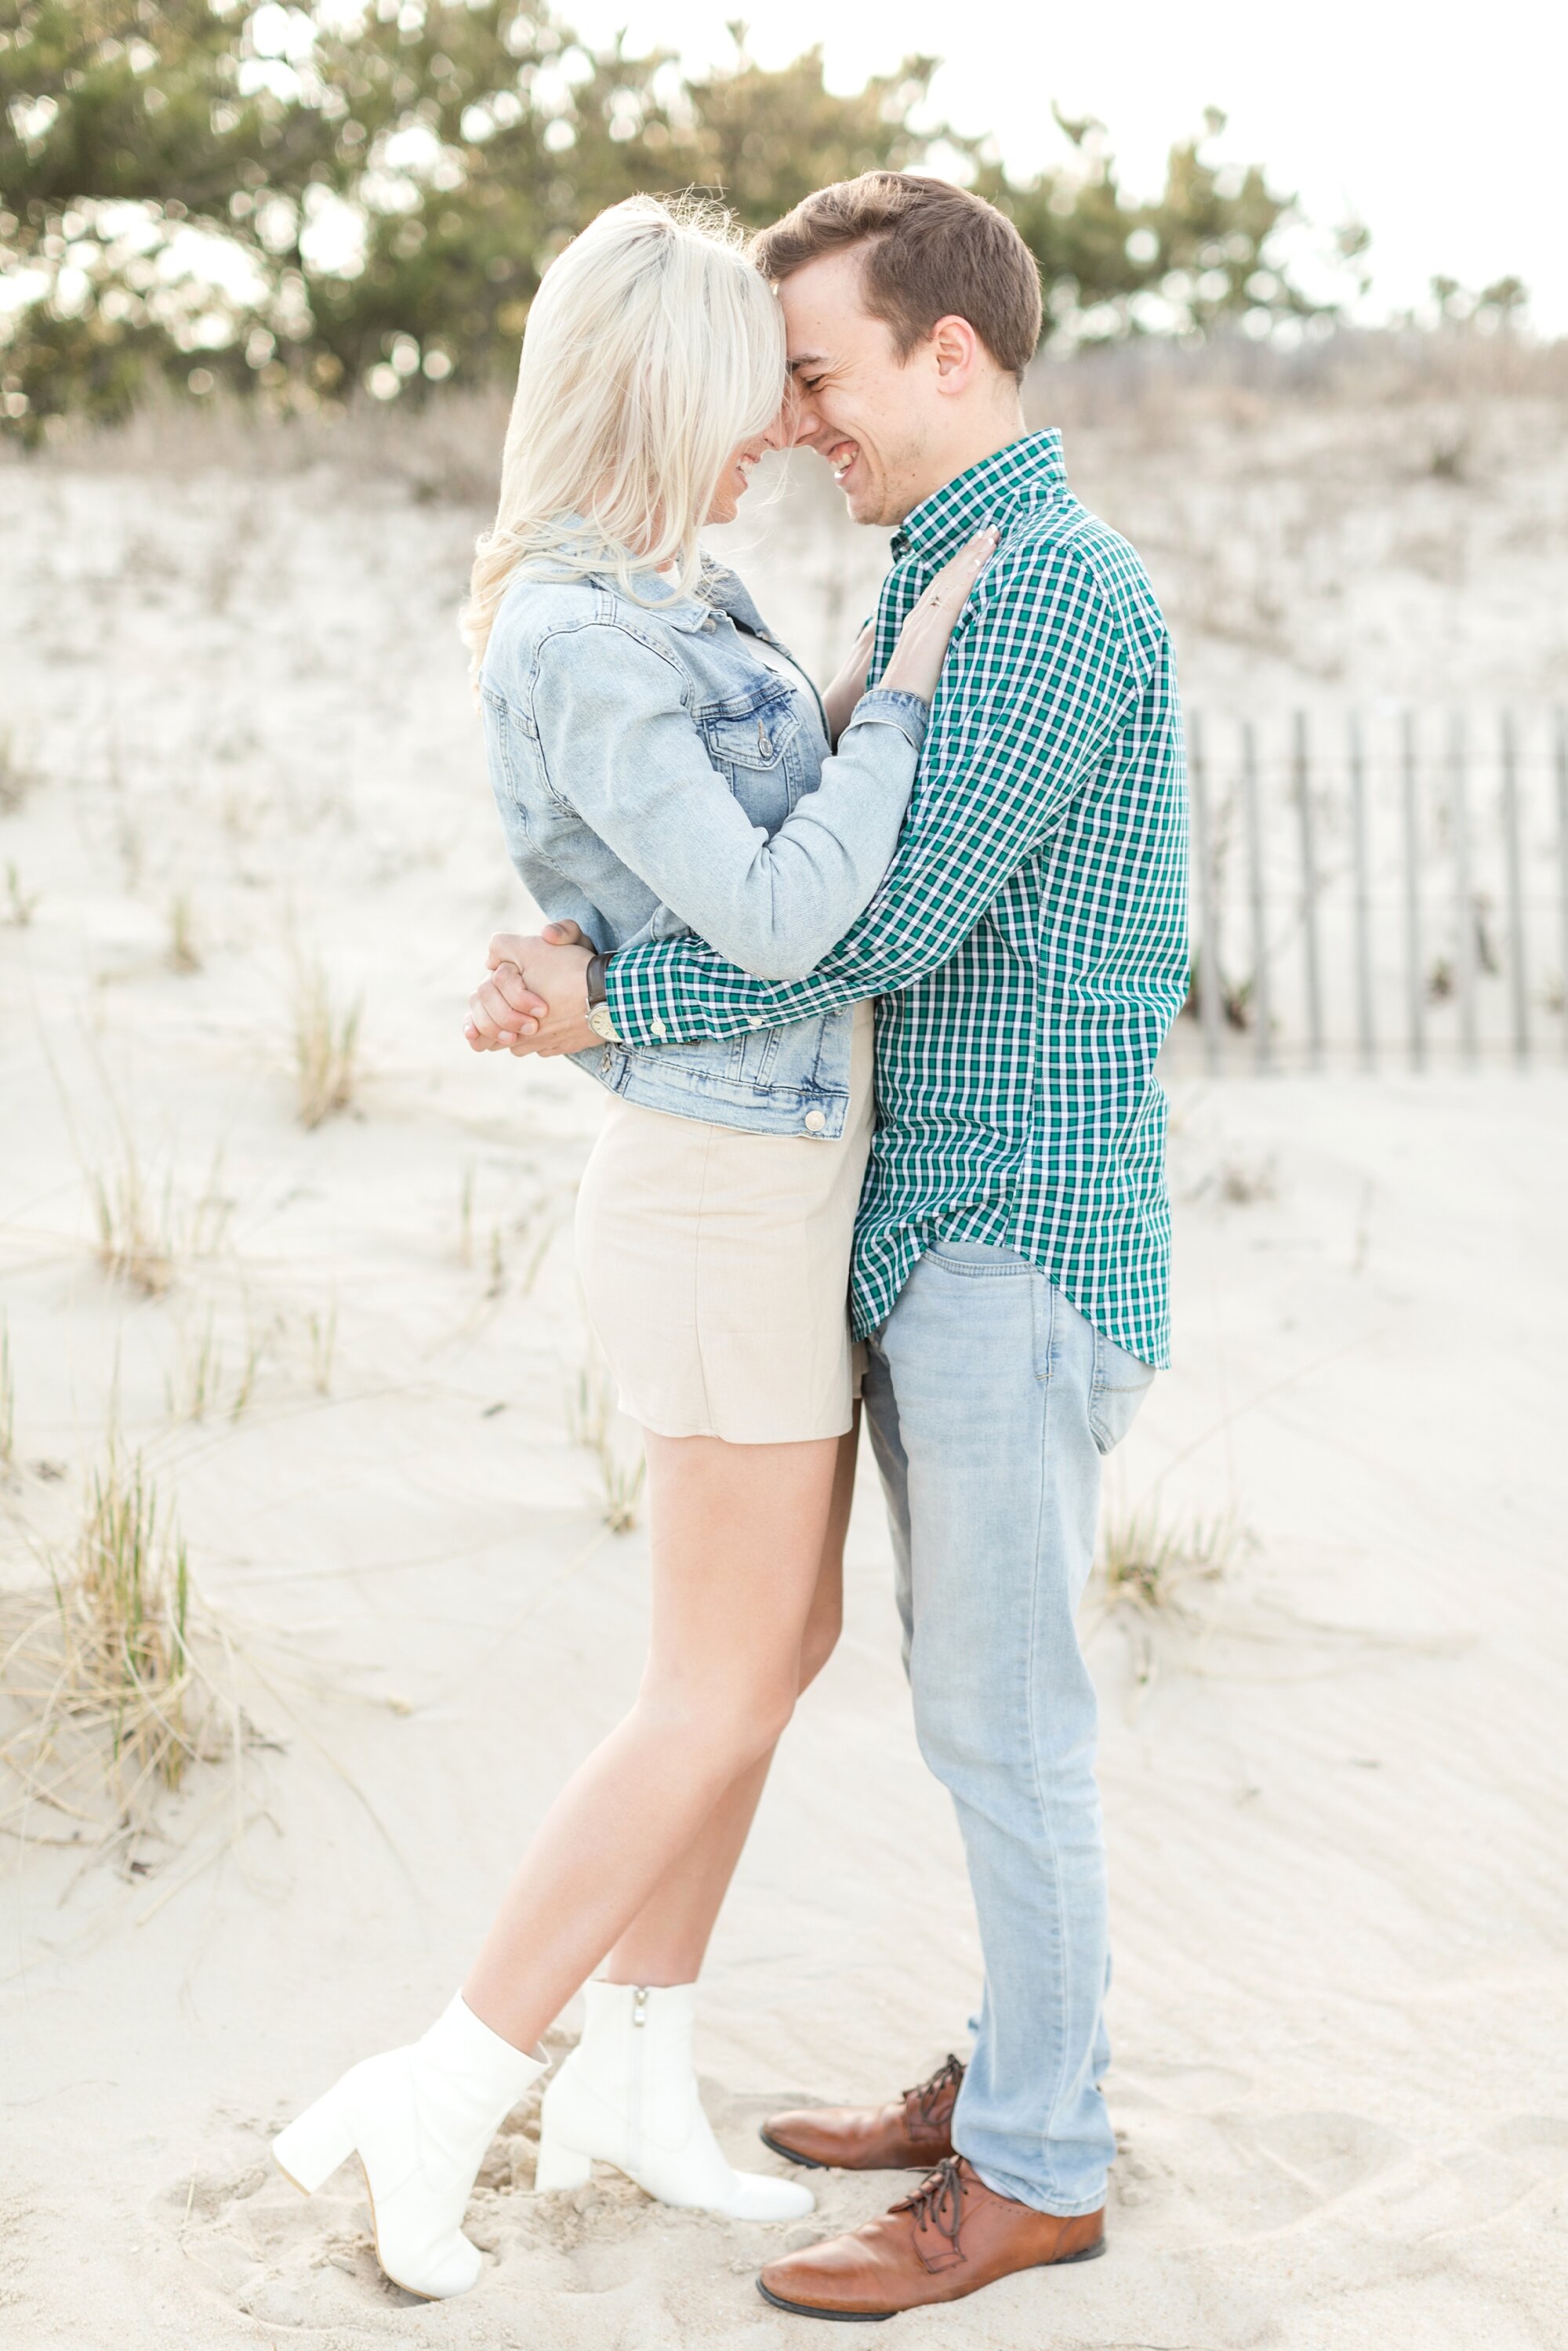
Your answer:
[630,1986,648,2170]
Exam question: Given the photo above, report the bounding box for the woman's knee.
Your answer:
[796,1602,844,1695]
[639,1673,797,1771]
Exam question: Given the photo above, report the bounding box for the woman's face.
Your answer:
[705,397,791,526]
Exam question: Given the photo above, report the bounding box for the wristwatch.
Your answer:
[585,950,619,1043]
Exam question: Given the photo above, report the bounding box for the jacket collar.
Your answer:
[577,554,767,639]
[696,557,775,641]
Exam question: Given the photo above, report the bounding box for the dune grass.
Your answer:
[0,726,38,815]
[0,1447,249,1849]
[1093,1500,1243,1690]
[292,959,362,1129]
[567,1355,644,1536]
[90,1145,177,1297]
[165,889,201,974]
[1099,1502,1237,1613]
[4,858,38,927]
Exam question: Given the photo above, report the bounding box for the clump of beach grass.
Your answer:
[1216,1152,1278,1206]
[90,1142,176,1296]
[0,726,38,815]
[170,1306,223,1421]
[4,859,38,926]
[0,1447,250,1850]
[85,1137,230,1301]
[229,1315,267,1422]
[292,958,361,1128]
[458,1163,476,1264]
[567,1355,644,1535]
[1093,1501,1243,1689]
[1100,1503,1237,1613]
[166,889,201,974]
[307,1304,336,1395]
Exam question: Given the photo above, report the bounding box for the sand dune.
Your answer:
[2,455,1565,2347]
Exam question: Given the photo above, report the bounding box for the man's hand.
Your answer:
[462,922,597,1059]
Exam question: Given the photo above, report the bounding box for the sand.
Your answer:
[2,452,1566,2349]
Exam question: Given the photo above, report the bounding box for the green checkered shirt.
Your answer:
[605,431,1189,1366]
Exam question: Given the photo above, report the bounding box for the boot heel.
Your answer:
[273,2088,356,2194]
[533,2124,593,2193]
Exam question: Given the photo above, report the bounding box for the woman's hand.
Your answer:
[878,527,998,706]
[821,619,875,748]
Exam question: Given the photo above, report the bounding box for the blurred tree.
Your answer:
[0,5,1362,442]
[975,103,1352,341]
[1429,273,1529,328]
[682,35,936,223]
[0,0,681,428]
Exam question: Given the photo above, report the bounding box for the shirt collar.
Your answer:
[891,430,1067,564]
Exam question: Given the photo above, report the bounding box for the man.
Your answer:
[481,173,1188,2320]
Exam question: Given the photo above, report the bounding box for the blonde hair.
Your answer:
[462,195,786,674]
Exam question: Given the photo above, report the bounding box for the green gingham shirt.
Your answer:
[605,431,1189,1366]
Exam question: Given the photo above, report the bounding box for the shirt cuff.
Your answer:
[604,939,682,1050]
[846,686,929,753]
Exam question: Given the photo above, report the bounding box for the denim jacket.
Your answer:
[479,557,926,1137]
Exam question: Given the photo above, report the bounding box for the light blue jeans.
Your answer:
[862,1241,1154,2216]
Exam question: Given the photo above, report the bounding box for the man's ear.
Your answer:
[929,314,983,393]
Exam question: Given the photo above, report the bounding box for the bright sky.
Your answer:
[568,0,1568,333]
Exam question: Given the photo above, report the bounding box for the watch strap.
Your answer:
[585,950,618,1043]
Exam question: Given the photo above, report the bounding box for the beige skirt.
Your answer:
[575,1001,873,1443]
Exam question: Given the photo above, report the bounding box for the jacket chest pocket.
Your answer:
[699,689,804,829]
[724,1025,782,1088]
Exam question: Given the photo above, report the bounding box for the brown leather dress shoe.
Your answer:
[760,2053,964,2171]
[757,2157,1105,2321]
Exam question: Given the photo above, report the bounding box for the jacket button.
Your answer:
[804,1109,826,1133]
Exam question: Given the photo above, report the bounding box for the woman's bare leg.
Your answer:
[601,1415,860,1987]
[462,1428,842,2054]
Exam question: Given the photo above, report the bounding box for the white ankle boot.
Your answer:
[271,1993,546,2299]
[535,1980,814,2221]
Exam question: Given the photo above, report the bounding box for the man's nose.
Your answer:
[789,390,826,448]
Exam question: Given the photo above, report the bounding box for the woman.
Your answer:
[270,196,989,2302]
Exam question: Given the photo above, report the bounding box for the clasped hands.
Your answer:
[463,921,597,1058]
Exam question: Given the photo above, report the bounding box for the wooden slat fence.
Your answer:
[1178,709,1568,1071]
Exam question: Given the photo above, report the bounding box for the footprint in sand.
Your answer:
[1109,2106,1408,2237]
[1366,2127,1568,2238]
[1242,2109,1408,2203]
[1481,2114,1568,2178]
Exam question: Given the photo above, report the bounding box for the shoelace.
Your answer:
[894,2157,968,2258]
[902,2052,964,2127]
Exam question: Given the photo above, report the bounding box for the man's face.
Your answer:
[779,248,939,529]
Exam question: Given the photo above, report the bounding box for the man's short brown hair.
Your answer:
[752,172,1043,383]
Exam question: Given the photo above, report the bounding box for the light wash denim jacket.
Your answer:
[480,557,927,1137]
